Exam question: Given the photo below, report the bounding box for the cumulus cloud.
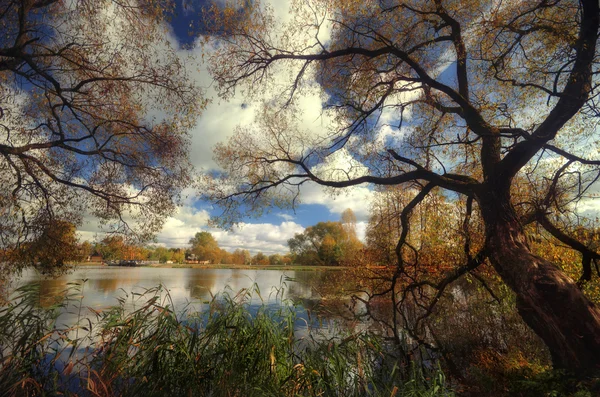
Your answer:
[154,206,211,246]
[79,197,304,254]
[299,183,374,222]
[276,213,295,221]
[311,148,369,182]
[355,221,368,242]
[210,221,305,254]
[183,67,335,171]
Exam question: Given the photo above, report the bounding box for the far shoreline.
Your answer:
[72,262,350,271]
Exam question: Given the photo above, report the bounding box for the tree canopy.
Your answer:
[288,209,362,266]
[96,235,126,262]
[205,0,600,370]
[3,219,79,274]
[288,221,346,266]
[0,0,203,271]
[189,231,222,263]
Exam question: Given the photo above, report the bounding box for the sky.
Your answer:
[76,0,374,255]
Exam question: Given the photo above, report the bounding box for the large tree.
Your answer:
[189,231,222,263]
[205,0,600,370]
[4,219,80,274]
[0,0,203,271]
[96,235,126,262]
[288,221,353,266]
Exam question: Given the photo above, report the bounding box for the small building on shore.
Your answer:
[87,252,103,263]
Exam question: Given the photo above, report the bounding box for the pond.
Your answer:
[11,266,357,338]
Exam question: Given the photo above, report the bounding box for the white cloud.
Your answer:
[210,221,304,254]
[276,213,295,221]
[355,221,368,242]
[154,205,211,246]
[168,0,335,171]
[78,198,304,254]
[299,183,374,222]
[311,148,369,182]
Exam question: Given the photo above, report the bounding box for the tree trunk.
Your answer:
[477,186,600,371]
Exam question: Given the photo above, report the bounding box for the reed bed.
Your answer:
[0,282,453,397]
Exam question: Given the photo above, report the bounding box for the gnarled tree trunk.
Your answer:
[478,185,600,371]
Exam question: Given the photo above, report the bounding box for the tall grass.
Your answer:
[0,282,454,397]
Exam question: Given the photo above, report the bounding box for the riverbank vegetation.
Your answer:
[0,282,454,397]
[287,209,363,267]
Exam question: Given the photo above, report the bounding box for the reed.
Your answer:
[0,282,454,397]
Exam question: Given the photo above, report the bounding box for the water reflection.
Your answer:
[36,278,69,308]
[12,267,350,332]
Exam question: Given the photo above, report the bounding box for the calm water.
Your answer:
[5,266,368,387]
[11,266,353,336]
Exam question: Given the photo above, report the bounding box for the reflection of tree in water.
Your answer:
[286,270,363,329]
[285,271,340,300]
[91,278,122,293]
[185,271,218,300]
[33,278,68,308]
[90,272,143,293]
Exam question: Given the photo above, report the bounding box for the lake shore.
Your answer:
[73,262,348,271]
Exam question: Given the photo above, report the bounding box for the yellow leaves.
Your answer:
[0,0,205,255]
[529,228,600,304]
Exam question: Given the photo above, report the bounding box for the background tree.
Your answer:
[366,187,411,266]
[366,187,467,267]
[151,246,174,263]
[251,252,270,266]
[219,249,233,265]
[339,208,363,265]
[78,241,94,262]
[96,235,126,262]
[206,0,600,370]
[281,254,293,266]
[288,221,358,266]
[171,248,186,264]
[243,250,252,265]
[269,253,286,266]
[231,249,247,265]
[0,0,203,273]
[340,209,358,240]
[189,231,222,263]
